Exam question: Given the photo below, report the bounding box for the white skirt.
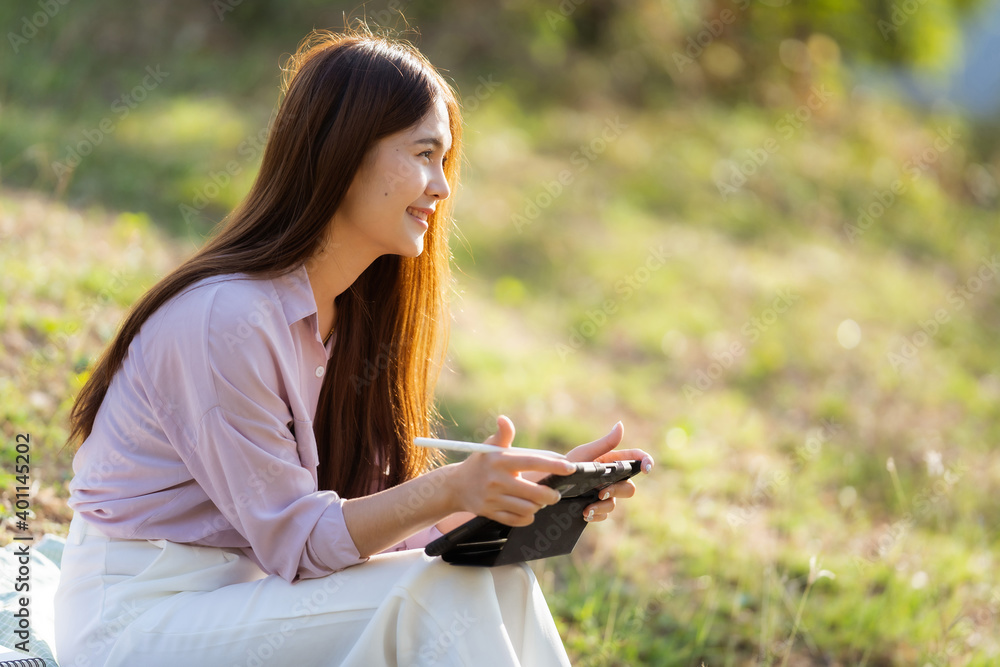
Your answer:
[54,514,572,667]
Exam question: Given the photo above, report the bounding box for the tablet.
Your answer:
[425,460,642,566]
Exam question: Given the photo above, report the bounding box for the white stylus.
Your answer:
[414,437,567,459]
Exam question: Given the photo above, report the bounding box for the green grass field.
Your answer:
[2,12,1000,664]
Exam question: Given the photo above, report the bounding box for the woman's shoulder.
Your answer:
[166,271,288,322]
[119,272,300,428]
[178,271,273,305]
[143,270,301,354]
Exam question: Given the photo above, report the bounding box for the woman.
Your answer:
[55,26,653,666]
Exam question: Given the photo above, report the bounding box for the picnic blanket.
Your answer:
[0,536,63,667]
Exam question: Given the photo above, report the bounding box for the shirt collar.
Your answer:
[273,263,319,328]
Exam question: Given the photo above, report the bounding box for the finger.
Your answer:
[593,447,647,462]
[490,496,549,526]
[569,421,625,462]
[510,477,562,507]
[593,447,650,463]
[491,509,536,527]
[498,494,548,516]
[483,414,515,448]
[594,448,654,475]
[583,498,616,522]
[495,453,577,476]
[594,479,636,501]
[600,479,636,500]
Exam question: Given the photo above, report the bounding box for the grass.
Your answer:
[435,83,999,664]
[2,42,1000,667]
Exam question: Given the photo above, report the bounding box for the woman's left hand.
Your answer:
[565,421,653,523]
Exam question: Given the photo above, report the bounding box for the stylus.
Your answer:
[414,438,567,459]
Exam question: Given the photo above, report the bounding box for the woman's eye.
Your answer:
[419,151,447,167]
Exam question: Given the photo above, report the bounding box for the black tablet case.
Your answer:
[425,460,641,567]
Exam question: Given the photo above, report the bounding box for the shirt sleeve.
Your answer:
[140,281,367,582]
[188,407,367,581]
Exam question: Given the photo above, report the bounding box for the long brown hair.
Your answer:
[69,25,463,498]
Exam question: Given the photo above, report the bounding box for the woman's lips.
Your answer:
[406,206,430,221]
[406,207,430,228]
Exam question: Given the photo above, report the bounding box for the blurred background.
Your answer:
[2,1,999,664]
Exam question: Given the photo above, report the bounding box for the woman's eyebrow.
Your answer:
[412,137,450,151]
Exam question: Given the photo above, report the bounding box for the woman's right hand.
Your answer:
[443,415,575,527]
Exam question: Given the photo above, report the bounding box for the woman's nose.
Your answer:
[427,163,451,200]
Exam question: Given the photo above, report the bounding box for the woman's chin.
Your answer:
[394,239,425,258]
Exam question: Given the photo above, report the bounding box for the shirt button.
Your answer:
[315,366,325,378]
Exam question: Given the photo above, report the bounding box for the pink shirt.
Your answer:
[69,264,441,582]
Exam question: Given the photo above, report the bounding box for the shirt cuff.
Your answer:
[307,498,369,576]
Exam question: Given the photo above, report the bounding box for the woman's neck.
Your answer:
[305,229,379,338]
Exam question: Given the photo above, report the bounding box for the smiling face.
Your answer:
[331,96,453,260]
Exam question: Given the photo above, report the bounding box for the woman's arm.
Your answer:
[343,416,655,556]
[342,450,574,558]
